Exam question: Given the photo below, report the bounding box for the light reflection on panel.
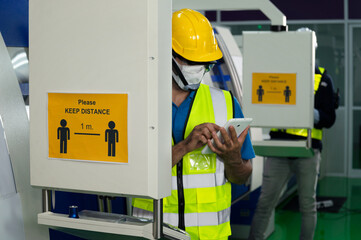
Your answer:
[0,117,17,198]
[7,47,29,105]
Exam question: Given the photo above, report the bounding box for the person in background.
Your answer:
[248,28,337,240]
[133,9,255,240]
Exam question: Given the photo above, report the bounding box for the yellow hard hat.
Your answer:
[172,9,223,63]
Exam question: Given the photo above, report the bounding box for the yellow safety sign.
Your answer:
[48,93,128,163]
[252,73,297,105]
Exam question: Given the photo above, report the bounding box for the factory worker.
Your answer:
[133,9,255,240]
[249,27,337,240]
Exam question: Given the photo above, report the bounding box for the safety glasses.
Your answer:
[173,51,216,73]
[205,63,215,72]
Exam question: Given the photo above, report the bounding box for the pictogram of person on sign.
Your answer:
[284,86,291,103]
[257,85,264,102]
[105,121,118,157]
[58,119,70,153]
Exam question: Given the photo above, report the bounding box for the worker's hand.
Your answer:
[207,125,250,164]
[183,123,221,153]
[172,123,220,167]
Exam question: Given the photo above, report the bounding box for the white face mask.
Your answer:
[172,57,206,91]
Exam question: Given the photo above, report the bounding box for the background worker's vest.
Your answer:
[271,67,325,140]
[133,84,234,240]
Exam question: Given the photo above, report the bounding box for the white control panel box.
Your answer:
[30,0,172,199]
[243,31,315,129]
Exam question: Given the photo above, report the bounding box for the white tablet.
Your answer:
[201,118,253,154]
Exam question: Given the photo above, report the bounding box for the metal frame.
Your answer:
[42,193,168,239]
[348,23,361,178]
[42,189,52,212]
[153,199,163,239]
[173,0,286,26]
[214,32,243,103]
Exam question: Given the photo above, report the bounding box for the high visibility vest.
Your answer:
[133,84,234,240]
[271,67,325,140]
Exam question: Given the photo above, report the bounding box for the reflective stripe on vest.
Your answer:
[279,127,322,140]
[133,84,233,239]
[171,170,226,190]
[132,207,231,239]
[133,183,232,214]
[271,67,324,140]
[314,67,325,94]
[132,207,230,228]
